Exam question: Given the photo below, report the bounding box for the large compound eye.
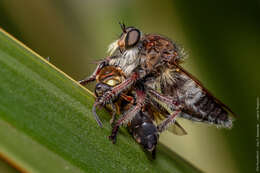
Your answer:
[125,28,140,48]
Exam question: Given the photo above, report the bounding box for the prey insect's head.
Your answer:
[92,83,113,128]
[118,23,141,52]
[95,83,111,97]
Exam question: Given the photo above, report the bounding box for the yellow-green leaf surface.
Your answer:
[0,29,202,173]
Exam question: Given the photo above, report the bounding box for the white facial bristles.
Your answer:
[107,40,119,55]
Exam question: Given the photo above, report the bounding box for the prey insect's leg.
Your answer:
[152,148,156,159]
[109,89,145,144]
[78,59,109,85]
[92,102,103,127]
[157,110,181,133]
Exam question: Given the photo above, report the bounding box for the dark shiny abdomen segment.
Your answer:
[128,111,159,151]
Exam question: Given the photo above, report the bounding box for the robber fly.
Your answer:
[94,65,186,158]
[79,23,235,142]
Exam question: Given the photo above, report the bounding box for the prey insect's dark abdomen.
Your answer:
[128,110,159,155]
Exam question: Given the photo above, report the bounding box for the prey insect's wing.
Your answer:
[167,121,187,136]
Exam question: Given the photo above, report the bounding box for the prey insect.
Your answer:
[93,65,187,157]
[80,23,235,133]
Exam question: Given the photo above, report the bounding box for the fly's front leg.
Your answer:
[78,59,109,85]
[147,88,183,133]
[147,88,180,110]
[109,89,145,144]
[109,102,142,143]
[109,103,117,126]
[96,72,139,107]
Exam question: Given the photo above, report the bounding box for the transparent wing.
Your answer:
[167,121,187,136]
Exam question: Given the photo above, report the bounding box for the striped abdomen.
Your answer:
[180,76,233,128]
[182,92,232,128]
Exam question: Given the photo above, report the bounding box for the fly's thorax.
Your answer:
[141,34,187,68]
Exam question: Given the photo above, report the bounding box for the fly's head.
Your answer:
[107,24,142,76]
[108,23,141,55]
[118,23,141,52]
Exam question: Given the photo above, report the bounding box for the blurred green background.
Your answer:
[0,1,259,173]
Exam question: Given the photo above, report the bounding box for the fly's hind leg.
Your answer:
[147,88,180,110]
[109,89,145,144]
[157,110,181,133]
[109,103,142,143]
[147,88,183,133]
